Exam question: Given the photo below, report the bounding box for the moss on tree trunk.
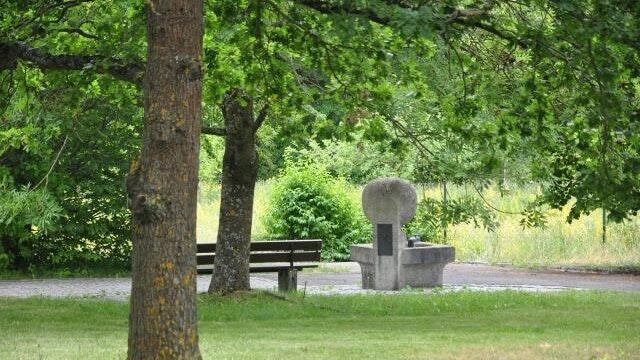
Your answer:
[209,89,260,295]
[125,0,203,358]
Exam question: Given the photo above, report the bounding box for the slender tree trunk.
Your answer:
[125,1,203,358]
[209,89,259,294]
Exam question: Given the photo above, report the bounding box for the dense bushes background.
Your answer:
[0,71,140,272]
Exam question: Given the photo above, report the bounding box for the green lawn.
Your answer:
[1,291,638,359]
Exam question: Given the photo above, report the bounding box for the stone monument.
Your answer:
[351,177,455,290]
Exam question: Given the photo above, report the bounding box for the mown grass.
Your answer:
[1,291,638,359]
[197,181,640,270]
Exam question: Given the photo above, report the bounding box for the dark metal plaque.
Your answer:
[377,223,393,256]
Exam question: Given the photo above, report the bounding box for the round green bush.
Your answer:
[262,159,371,261]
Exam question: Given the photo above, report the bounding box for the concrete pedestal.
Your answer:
[277,269,297,292]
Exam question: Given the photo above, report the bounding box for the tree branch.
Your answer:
[294,0,390,25]
[293,0,528,48]
[31,135,69,190]
[1,42,230,138]
[57,27,100,40]
[201,126,226,136]
[0,41,144,86]
[253,103,269,132]
[451,18,529,48]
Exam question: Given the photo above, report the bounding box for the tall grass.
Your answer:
[430,185,640,269]
[197,181,640,269]
[197,181,271,242]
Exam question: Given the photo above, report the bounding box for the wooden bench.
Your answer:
[196,240,322,292]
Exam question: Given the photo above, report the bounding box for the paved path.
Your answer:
[0,263,638,300]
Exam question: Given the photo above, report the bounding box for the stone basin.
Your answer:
[351,243,455,290]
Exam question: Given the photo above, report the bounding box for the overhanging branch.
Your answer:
[1,42,230,137]
[0,41,144,86]
[294,0,391,25]
[293,0,528,48]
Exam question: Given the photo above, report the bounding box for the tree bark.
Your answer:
[125,1,203,359]
[208,89,260,294]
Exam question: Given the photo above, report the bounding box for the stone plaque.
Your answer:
[377,223,393,256]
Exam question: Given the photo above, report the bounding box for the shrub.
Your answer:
[262,158,371,261]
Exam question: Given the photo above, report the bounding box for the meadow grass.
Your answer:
[197,181,640,269]
[197,181,272,242]
[0,291,638,359]
[430,185,640,270]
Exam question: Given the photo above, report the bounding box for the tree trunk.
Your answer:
[209,89,259,294]
[125,1,203,359]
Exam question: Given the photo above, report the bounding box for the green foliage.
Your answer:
[405,195,497,244]
[0,66,140,270]
[285,138,412,184]
[199,136,224,184]
[262,157,370,261]
[519,202,548,229]
[0,187,61,269]
[0,253,8,270]
[0,0,145,271]
[430,0,640,222]
[202,0,433,184]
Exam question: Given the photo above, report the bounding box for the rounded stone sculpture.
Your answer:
[362,177,417,225]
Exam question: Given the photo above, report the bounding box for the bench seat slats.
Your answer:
[197,240,322,253]
[196,264,318,274]
[197,251,320,265]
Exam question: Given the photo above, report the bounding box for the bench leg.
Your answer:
[277,269,297,292]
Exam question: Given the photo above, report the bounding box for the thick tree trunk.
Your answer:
[209,89,259,294]
[125,1,203,359]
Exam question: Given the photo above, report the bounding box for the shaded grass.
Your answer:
[1,291,638,359]
[197,181,640,270]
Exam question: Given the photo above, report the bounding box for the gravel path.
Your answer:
[0,263,638,300]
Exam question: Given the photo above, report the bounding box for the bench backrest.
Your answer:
[197,240,322,267]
